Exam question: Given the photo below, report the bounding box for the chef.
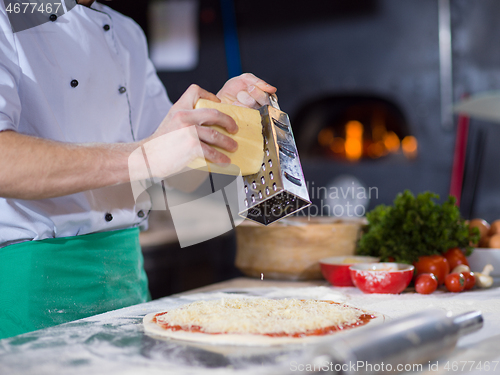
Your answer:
[0,0,276,339]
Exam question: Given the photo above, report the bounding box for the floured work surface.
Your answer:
[0,287,368,375]
[2,283,500,375]
[143,297,382,346]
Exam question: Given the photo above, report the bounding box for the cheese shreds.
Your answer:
[155,298,363,335]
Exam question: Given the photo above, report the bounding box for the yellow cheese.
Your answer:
[188,99,264,176]
[155,298,363,335]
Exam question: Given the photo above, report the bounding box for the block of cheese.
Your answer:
[188,99,264,176]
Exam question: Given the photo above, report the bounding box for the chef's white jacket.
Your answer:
[0,1,172,247]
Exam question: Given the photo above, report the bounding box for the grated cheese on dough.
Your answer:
[155,298,363,335]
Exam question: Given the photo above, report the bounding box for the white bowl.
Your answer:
[467,248,500,277]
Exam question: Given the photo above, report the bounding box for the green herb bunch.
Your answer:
[356,190,480,264]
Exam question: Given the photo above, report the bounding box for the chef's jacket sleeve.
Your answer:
[0,6,22,133]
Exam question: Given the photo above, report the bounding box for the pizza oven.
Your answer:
[295,95,417,162]
[291,94,419,217]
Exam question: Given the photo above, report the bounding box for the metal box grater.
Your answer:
[238,97,311,225]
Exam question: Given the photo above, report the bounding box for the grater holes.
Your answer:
[273,118,289,131]
[284,172,302,186]
[244,185,248,193]
[268,159,273,167]
[251,194,255,203]
[265,186,270,195]
[252,181,257,189]
[273,183,277,191]
[261,176,265,184]
[258,191,263,199]
[264,136,268,145]
[269,171,274,180]
[262,163,266,171]
[244,198,248,207]
[265,148,270,156]
[278,144,296,159]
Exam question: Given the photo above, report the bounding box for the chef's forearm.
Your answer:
[0,130,142,200]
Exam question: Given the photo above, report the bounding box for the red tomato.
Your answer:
[443,248,469,270]
[414,255,450,285]
[415,273,438,295]
[462,271,475,290]
[445,273,465,293]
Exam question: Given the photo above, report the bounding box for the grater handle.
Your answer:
[268,93,280,110]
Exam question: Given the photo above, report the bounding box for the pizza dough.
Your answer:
[188,99,264,176]
[143,298,383,346]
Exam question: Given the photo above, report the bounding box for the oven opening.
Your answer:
[294,95,417,162]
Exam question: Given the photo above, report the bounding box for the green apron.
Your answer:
[0,228,150,340]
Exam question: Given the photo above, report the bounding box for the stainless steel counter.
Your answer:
[1,278,500,375]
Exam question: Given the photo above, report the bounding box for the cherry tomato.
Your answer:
[443,248,469,270]
[415,273,438,295]
[445,272,465,293]
[462,271,475,290]
[414,255,450,285]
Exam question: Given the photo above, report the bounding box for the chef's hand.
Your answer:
[217,73,277,109]
[140,85,238,179]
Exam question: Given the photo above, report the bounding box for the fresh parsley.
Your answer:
[356,190,479,264]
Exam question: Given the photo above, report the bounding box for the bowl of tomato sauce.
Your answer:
[350,263,414,294]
